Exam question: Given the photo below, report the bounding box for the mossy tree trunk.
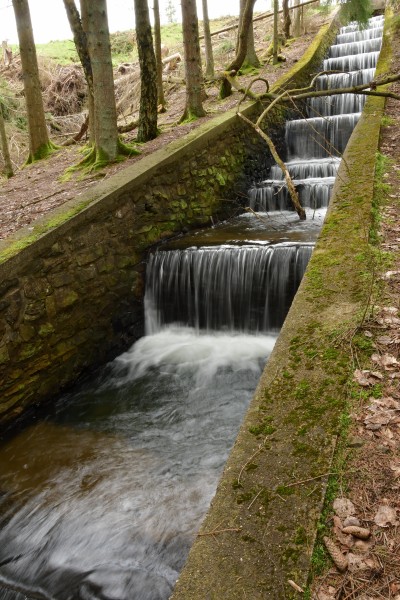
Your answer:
[83,0,120,163]
[220,0,257,99]
[0,106,13,178]
[11,0,54,163]
[282,0,291,40]
[153,0,166,111]
[238,0,260,68]
[180,0,206,121]
[202,0,215,78]
[63,0,95,143]
[135,0,158,142]
[273,0,279,64]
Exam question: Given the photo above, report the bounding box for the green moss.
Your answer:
[26,141,59,165]
[275,485,295,497]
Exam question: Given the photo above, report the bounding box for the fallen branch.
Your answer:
[238,111,306,220]
[62,115,89,146]
[198,527,242,537]
[117,119,139,133]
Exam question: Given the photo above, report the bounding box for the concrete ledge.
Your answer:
[170,12,390,600]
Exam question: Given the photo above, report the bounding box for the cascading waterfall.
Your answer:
[249,14,383,213]
[0,14,385,600]
[145,244,314,334]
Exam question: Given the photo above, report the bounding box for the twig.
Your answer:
[281,472,336,489]
[288,579,304,593]
[198,527,242,537]
[247,489,262,510]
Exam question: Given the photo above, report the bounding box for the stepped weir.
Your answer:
[0,14,385,600]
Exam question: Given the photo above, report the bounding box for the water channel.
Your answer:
[0,15,384,600]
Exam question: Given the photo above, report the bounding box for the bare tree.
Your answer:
[153,0,166,111]
[180,0,206,121]
[220,0,257,99]
[134,0,158,141]
[238,0,260,68]
[202,0,215,78]
[282,0,291,40]
[0,104,13,177]
[63,0,94,143]
[272,0,279,64]
[12,0,55,163]
[78,0,138,167]
[292,0,302,38]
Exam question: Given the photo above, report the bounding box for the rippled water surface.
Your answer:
[0,328,275,600]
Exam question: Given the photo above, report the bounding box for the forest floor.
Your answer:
[0,8,399,599]
[0,7,332,240]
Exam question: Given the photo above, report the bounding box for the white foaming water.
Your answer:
[114,326,277,385]
[0,328,275,600]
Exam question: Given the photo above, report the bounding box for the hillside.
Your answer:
[0,5,334,240]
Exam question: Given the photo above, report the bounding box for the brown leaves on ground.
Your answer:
[312,76,400,600]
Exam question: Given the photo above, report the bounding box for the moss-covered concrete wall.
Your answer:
[170,11,391,600]
[0,10,340,426]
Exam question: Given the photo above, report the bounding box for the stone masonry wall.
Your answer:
[0,12,340,426]
[0,111,270,425]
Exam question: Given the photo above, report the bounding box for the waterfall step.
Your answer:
[329,37,382,58]
[324,50,380,71]
[316,68,376,90]
[269,157,341,179]
[336,27,383,44]
[249,177,335,211]
[285,113,361,159]
[145,244,314,334]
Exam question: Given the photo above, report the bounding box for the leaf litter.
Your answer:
[312,76,400,599]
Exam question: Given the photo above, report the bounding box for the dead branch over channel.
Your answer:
[236,70,400,219]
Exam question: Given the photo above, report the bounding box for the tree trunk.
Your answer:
[292,0,302,37]
[238,0,260,68]
[63,0,95,143]
[273,0,279,64]
[282,0,291,40]
[202,0,214,78]
[180,0,206,120]
[0,107,13,177]
[12,0,52,162]
[220,0,257,98]
[83,0,119,162]
[153,0,166,110]
[134,0,158,142]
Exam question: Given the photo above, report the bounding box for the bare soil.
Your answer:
[0,9,331,241]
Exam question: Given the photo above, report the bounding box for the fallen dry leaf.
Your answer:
[374,504,399,527]
[390,459,400,478]
[353,369,383,387]
[376,335,393,345]
[347,553,377,573]
[333,497,356,519]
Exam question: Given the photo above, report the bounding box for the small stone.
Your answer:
[347,436,364,448]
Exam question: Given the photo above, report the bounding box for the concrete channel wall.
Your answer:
[171,10,391,600]
[0,12,341,425]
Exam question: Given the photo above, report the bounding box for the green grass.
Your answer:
[35,40,79,64]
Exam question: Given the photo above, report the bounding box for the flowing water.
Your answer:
[0,14,384,600]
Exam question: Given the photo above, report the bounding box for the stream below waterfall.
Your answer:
[0,14,384,600]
